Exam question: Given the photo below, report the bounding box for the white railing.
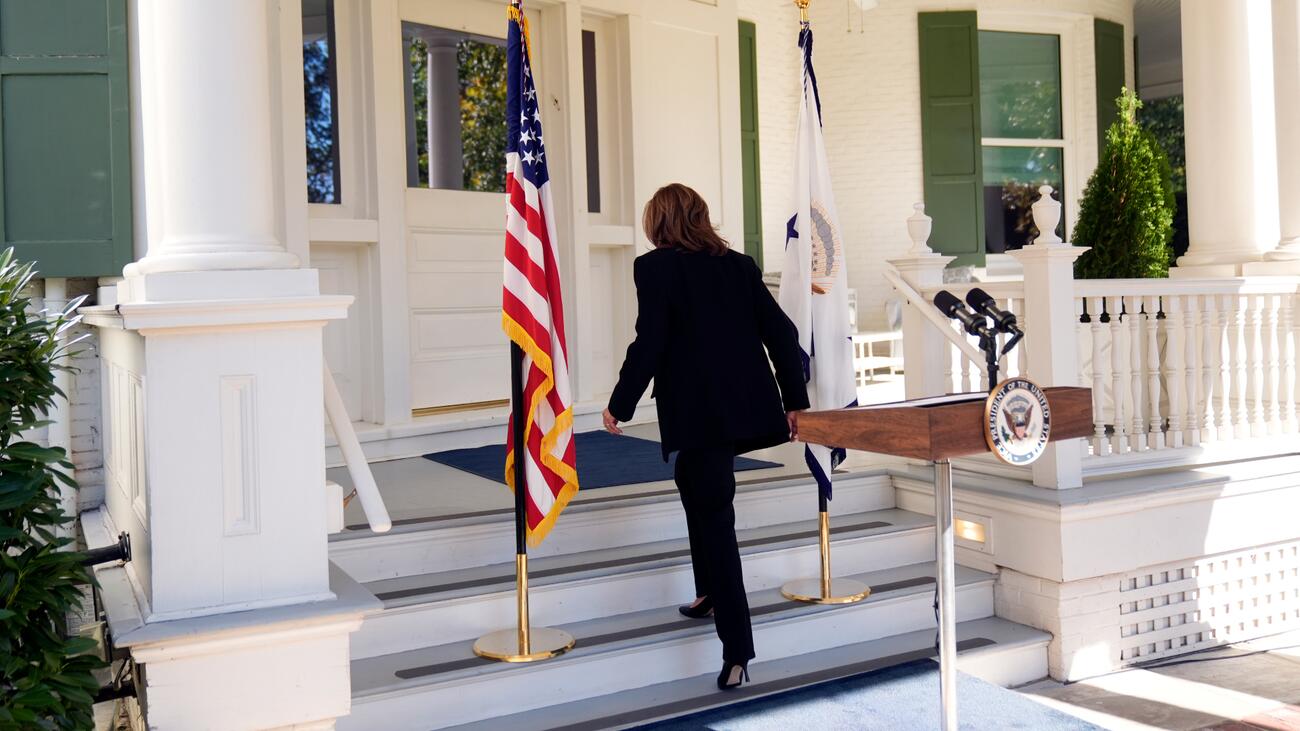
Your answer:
[1075,279,1300,468]
[324,366,391,532]
[890,189,1300,486]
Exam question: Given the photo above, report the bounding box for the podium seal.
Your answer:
[984,378,1051,465]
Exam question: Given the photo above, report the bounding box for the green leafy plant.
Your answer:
[1074,88,1176,279]
[0,249,100,730]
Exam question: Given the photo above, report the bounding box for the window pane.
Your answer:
[982,146,1064,252]
[582,29,601,213]
[403,22,508,192]
[303,0,341,203]
[978,31,1062,140]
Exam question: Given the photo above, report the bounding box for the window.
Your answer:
[582,29,601,213]
[303,0,341,204]
[402,22,507,192]
[979,30,1065,251]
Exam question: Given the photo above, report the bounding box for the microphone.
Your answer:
[965,288,1022,336]
[933,290,993,339]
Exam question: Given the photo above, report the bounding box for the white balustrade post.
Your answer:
[1179,0,1280,277]
[1009,187,1087,488]
[891,203,956,399]
[83,2,374,728]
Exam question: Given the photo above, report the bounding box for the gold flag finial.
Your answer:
[795,0,810,23]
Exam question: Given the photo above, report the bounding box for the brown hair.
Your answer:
[642,184,731,256]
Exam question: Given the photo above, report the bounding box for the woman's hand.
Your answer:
[787,410,804,441]
[603,408,623,435]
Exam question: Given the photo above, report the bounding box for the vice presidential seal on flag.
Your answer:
[778,21,858,501]
[501,0,579,546]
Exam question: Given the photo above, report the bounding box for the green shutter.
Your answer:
[0,0,132,277]
[919,11,984,267]
[1094,19,1126,153]
[738,20,763,269]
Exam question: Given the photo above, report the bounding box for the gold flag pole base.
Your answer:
[473,554,575,663]
[780,510,871,605]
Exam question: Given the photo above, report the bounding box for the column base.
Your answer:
[1264,237,1300,261]
[1171,260,1258,278]
[1243,258,1300,276]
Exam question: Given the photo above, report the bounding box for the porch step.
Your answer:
[329,469,895,583]
[342,562,1007,730]
[445,617,1049,731]
[350,507,934,659]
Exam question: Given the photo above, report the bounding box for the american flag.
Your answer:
[502,0,578,546]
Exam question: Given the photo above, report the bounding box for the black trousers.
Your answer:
[674,447,754,665]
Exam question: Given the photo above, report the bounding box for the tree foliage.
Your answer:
[1074,89,1176,279]
[408,36,507,192]
[0,250,100,730]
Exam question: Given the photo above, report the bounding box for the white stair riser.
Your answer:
[331,476,894,583]
[342,582,994,730]
[350,528,934,660]
[958,641,1049,688]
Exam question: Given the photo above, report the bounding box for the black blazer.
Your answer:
[608,247,810,459]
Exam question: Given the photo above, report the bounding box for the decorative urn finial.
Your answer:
[906,202,934,255]
[1031,185,1063,246]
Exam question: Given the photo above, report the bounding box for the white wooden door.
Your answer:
[398,0,538,413]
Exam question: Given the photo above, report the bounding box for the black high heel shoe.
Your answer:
[717,661,750,690]
[678,595,713,619]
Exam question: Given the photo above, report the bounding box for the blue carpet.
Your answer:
[423,431,782,489]
[636,659,1100,731]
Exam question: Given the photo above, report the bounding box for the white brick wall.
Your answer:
[67,278,104,509]
[739,0,1134,330]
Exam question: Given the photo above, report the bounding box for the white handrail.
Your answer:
[884,267,988,373]
[323,365,391,533]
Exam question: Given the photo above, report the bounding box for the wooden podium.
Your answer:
[798,386,1093,730]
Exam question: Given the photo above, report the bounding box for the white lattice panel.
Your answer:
[1118,541,1300,662]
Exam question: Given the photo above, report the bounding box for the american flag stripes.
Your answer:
[502,0,578,547]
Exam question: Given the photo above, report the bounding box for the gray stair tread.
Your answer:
[351,561,993,697]
[365,507,932,607]
[445,617,1050,731]
[335,467,890,537]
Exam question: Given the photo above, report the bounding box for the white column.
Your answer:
[1177,0,1280,276]
[1268,0,1300,258]
[126,0,297,276]
[1010,188,1086,489]
[84,3,373,728]
[426,36,463,190]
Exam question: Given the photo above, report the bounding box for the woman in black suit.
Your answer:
[603,183,809,690]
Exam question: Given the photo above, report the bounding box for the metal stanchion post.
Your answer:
[934,459,957,730]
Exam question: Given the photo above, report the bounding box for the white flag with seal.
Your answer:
[778,22,858,502]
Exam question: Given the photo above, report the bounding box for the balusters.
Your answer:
[1264,294,1282,433]
[1108,295,1130,454]
[1015,298,1028,378]
[1127,295,1146,450]
[1183,295,1202,446]
[1166,295,1187,449]
[1231,295,1250,438]
[1247,294,1267,437]
[1201,295,1222,443]
[1145,295,1165,449]
[1284,294,1298,433]
[1087,296,1109,456]
[1220,294,1237,437]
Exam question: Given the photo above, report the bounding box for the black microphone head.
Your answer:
[965,287,995,310]
[933,290,961,316]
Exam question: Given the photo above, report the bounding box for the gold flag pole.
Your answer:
[472,351,574,658]
[780,0,869,607]
[781,499,870,605]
